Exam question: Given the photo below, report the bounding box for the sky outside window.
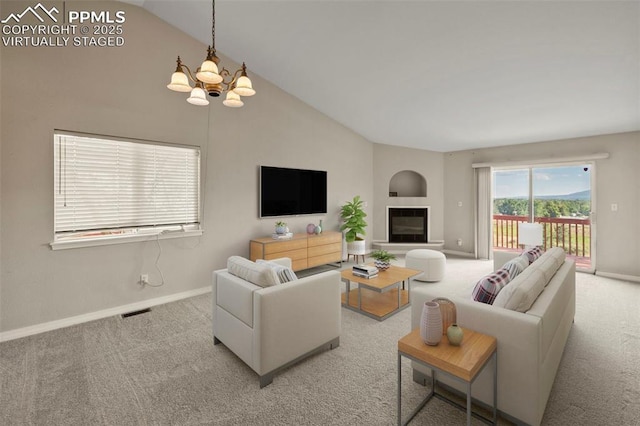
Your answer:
[494,166,590,198]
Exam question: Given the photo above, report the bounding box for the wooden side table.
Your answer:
[397,328,497,425]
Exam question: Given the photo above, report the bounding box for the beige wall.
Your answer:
[0,1,372,333]
[372,144,444,242]
[443,131,640,278]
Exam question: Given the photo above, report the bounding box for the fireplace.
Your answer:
[387,207,429,243]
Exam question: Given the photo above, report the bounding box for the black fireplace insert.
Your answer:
[388,208,428,243]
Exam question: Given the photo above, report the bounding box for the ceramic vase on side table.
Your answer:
[420,301,442,346]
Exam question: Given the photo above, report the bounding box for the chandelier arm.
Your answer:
[221,68,244,90]
[179,64,199,84]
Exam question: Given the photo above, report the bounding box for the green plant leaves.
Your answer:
[340,195,368,243]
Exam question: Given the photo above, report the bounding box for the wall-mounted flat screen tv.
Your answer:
[260,166,327,217]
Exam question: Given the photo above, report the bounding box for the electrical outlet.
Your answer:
[457,239,462,247]
[140,274,149,285]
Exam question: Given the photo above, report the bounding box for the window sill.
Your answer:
[50,229,203,250]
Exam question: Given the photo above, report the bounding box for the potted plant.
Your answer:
[370,249,397,271]
[340,195,368,257]
[275,221,288,235]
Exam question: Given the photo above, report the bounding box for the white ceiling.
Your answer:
[134,0,640,152]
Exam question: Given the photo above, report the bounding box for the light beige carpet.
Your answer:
[1,256,639,425]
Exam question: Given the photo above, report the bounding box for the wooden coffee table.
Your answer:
[397,328,497,425]
[341,265,421,321]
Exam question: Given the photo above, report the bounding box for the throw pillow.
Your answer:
[523,246,543,264]
[227,256,279,287]
[501,255,529,280]
[256,259,298,284]
[472,268,511,305]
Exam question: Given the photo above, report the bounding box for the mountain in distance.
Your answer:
[536,190,591,200]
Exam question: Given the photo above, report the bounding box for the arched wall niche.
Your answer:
[388,170,427,197]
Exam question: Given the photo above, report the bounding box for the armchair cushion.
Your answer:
[256,259,298,283]
[227,255,279,287]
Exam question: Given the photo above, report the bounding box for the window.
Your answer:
[492,164,593,270]
[52,132,201,248]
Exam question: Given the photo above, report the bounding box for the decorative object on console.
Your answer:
[369,249,396,271]
[340,196,368,256]
[307,223,316,234]
[271,232,293,240]
[315,219,323,234]
[432,297,456,334]
[167,0,256,107]
[446,323,464,346]
[420,301,442,346]
[275,221,287,235]
[518,222,543,250]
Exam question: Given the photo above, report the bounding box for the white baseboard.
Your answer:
[442,249,476,258]
[595,271,640,283]
[0,286,211,342]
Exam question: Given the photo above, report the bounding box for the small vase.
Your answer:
[315,219,323,234]
[447,324,464,346]
[275,226,287,235]
[307,224,316,234]
[420,301,442,346]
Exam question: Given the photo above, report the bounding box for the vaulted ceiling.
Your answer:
[133,0,640,152]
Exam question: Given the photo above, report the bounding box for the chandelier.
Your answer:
[166,0,255,107]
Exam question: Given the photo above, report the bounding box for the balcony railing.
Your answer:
[493,214,591,266]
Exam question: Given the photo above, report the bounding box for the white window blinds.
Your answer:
[54,133,200,236]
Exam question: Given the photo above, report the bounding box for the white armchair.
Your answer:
[212,257,341,387]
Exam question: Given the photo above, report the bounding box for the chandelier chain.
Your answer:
[211,0,215,51]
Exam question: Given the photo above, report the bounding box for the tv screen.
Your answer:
[260,166,327,217]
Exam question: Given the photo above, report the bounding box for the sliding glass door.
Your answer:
[493,164,594,271]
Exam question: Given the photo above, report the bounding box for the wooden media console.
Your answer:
[250,231,342,271]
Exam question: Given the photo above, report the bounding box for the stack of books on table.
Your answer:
[352,264,379,279]
[272,232,293,240]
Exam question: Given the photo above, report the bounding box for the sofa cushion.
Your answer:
[257,259,298,283]
[494,248,566,312]
[227,256,279,287]
[533,247,566,285]
[472,268,511,304]
[501,255,529,280]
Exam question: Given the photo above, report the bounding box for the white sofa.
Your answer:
[212,257,341,387]
[411,249,576,425]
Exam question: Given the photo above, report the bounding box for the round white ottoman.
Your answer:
[405,249,446,282]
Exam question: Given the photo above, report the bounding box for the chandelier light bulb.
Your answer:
[233,75,255,97]
[167,70,192,93]
[196,59,223,84]
[187,86,209,106]
[223,91,244,108]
